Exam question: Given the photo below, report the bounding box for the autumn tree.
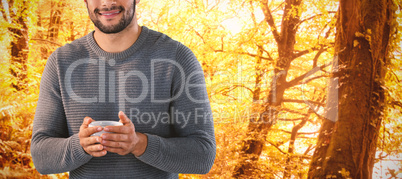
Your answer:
[0,0,37,91]
[0,0,86,177]
[232,0,335,177]
[32,0,90,61]
[308,0,397,178]
[1,0,401,178]
[33,0,65,59]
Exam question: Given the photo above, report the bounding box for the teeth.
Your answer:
[101,11,120,15]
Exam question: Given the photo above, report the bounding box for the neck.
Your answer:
[93,17,141,53]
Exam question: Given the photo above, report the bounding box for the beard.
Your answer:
[88,2,136,34]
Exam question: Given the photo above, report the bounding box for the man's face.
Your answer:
[86,0,136,34]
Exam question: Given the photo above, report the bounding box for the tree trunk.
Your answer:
[7,0,30,91]
[283,119,308,178]
[233,0,303,177]
[48,0,65,41]
[84,18,91,36]
[308,0,395,178]
[233,46,266,177]
[69,21,75,41]
[36,10,50,60]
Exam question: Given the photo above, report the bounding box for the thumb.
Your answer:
[118,111,131,125]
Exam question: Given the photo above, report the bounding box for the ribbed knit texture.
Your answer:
[31,26,216,179]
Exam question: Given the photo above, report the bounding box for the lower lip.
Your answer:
[100,12,121,19]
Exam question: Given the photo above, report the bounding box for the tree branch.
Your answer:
[282,99,325,106]
[192,28,206,45]
[292,119,309,136]
[278,117,305,122]
[390,100,402,109]
[0,0,8,22]
[292,45,331,60]
[8,0,15,21]
[259,0,281,43]
[214,50,273,61]
[271,2,285,12]
[312,47,327,68]
[281,108,309,116]
[303,75,328,84]
[296,136,318,139]
[276,129,319,135]
[293,22,334,62]
[312,26,335,67]
[267,140,288,155]
[285,62,331,88]
[259,45,276,62]
[31,38,62,46]
[297,11,337,27]
[303,144,315,155]
[215,84,254,96]
[249,1,258,28]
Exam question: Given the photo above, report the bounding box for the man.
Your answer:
[30,0,216,178]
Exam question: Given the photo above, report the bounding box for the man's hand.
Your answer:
[78,117,107,157]
[101,111,148,156]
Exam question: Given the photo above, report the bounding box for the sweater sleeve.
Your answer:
[30,53,93,174]
[136,43,216,174]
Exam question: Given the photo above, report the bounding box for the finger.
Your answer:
[81,136,102,147]
[82,126,103,137]
[101,133,128,142]
[90,150,107,157]
[83,117,94,126]
[118,111,132,125]
[104,146,126,155]
[80,117,94,131]
[104,125,131,134]
[86,144,105,153]
[101,140,126,149]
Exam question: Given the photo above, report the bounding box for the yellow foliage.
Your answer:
[0,0,401,178]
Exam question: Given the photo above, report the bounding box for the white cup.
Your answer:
[88,121,123,136]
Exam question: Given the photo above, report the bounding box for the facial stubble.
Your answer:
[88,2,136,34]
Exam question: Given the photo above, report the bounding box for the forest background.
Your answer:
[0,0,401,178]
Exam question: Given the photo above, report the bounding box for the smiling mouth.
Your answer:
[99,10,121,16]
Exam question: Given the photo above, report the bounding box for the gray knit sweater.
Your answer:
[31,26,216,178]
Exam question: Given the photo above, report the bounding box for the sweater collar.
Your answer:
[86,26,149,60]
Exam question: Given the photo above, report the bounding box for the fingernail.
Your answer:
[96,137,100,142]
[102,135,106,139]
[104,127,109,131]
[97,127,102,131]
